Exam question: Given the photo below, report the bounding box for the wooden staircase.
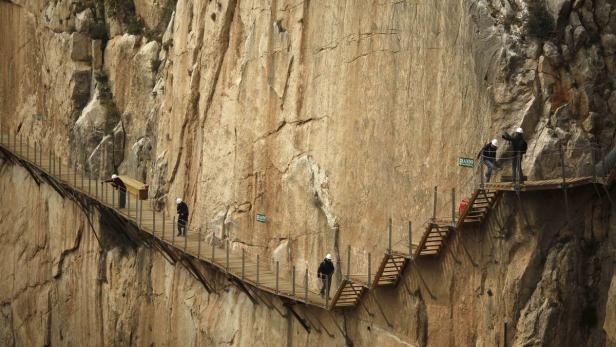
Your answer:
[372,252,409,287]
[457,189,499,227]
[330,279,366,309]
[413,222,453,258]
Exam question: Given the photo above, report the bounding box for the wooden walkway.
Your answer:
[0,132,613,312]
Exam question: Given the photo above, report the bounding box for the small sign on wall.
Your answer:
[256,213,267,223]
[458,157,475,168]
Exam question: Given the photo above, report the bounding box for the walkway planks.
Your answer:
[1,131,614,313]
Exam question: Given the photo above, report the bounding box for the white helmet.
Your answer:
[111,174,118,179]
[176,198,182,204]
[491,139,498,146]
[325,254,332,260]
[515,127,523,134]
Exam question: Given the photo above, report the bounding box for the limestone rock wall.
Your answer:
[1,0,616,346]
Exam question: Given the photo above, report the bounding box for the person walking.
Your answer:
[103,174,126,208]
[477,139,498,182]
[502,127,528,183]
[176,198,189,236]
[317,254,335,298]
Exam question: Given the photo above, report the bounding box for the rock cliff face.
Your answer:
[0,0,615,346]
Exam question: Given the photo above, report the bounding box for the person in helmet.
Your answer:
[477,139,499,182]
[317,254,335,298]
[176,198,189,236]
[502,127,528,183]
[103,174,126,208]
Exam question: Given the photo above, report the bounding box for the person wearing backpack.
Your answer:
[502,127,528,183]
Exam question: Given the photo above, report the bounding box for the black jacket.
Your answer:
[477,143,497,161]
[177,202,189,220]
[502,132,527,154]
[104,177,126,190]
[318,259,335,277]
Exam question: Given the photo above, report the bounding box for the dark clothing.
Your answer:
[502,132,527,154]
[317,259,335,297]
[177,202,189,220]
[317,259,335,276]
[477,143,497,162]
[502,132,527,183]
[104,177,126,208]
[177,218,187,236]
[176,202,189,236]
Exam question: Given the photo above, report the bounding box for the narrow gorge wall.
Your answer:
[1,0,616,346]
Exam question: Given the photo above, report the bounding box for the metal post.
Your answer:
[368,252,372,287]
[292,265,296,296]
[408,221,412,256]
[432,186,438,222]
[276,261,279,294]
[58,156,62,181]
[347,245,351,279]
[504,321,508,347]
[88,169,91,195]
[388,218,392,253]
[127,191,131,217]
[112,185,115,208]
[304,269,308,302]
[33,142,36,163]
[197,230,201,258]
[325,276,329,308]
[451,188,456,227]
[73,163,76,187]
[559,144,569,217]
[480,158,485,190]
[19,134,22,155]
[226,239,230,272]
[211,237,215,260]
[256,254,260,287]
[172,216,176,245]
[39,144,42,168]
[152,201,156,233]
[26,137,29,160]
[591,144,597,180]
[162,210,166,240]
[184,223,187,251]
[49,150,52,175]
[139,199,143,228]
[241,249,245,280]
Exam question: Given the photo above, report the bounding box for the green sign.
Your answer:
[33,114,45,121]
[458,157,475,168]
[256,214,267,223]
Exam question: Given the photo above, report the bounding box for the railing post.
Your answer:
[480,157,485,190]
[26,137,29,160]
[127,191,131,217]
[408,221,412,256]
[49,149,52,175]
[292,265,296,296]
[256,254,260,287]
[152,201,156,233]
[33,142,36,164]
[347,245,351,279]
[226,239,230,272]
[241,249,245,280]
[73,162,77,187]
[172,216,176,246]
[58,156,62,181]
[184,224,187,251]
[451,188,456,227]
[368,252,372,287]
[112,185,115,208]
[276,261,279,294]
[304,269,308,303]
[432,186,438,222]
[197,230,201,258]
[39,143,42,168]
[388,217,392,254]
[325,276,329,308]
[139,199,143,228]
[162,210,166,240]
[504,321,508,347]
[211,236,215,260]
[591,144,597,181]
